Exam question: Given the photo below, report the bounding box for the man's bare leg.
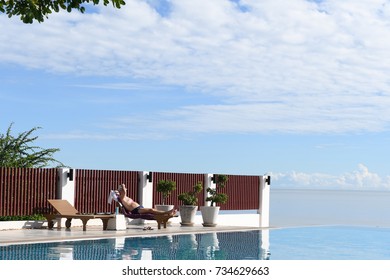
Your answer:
[139,208,177,216]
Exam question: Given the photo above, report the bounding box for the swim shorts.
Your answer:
[130,206,144,214]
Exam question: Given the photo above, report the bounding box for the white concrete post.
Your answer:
[55,168,75,228]
[259,175,270,227]
[57,168,75,205]
[138,171,154,208]
[204,173,216,206]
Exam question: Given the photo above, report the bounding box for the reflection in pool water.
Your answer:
[2,226,390,260]
[0,230,270,260]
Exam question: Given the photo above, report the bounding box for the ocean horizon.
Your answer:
[270,188,390,228]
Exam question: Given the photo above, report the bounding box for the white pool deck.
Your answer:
[0,223,265,246]
[0,210,271,246]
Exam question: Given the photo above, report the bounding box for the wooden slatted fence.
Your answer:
[74,169,139,214]
[0,167,57,216]
[0,167,262,216]
[153,172,206,208]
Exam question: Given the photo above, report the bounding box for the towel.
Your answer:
[107,190,118,205]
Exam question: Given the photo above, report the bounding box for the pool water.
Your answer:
[1,226,390,260]
[0,230,267,260]
[269,226,390,260]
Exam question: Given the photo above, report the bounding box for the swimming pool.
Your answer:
[1,226,389,260]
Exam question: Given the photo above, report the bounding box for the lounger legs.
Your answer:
[44,215,112,231]
[66,218,111,231]
[79,218,90,231]
[101,218,110,230]
[44,217,73,230]
[44,214,56,230]
[154,215,170,229]
[64,218,88,231]
[65,218,72,229]
[46,217,87,231]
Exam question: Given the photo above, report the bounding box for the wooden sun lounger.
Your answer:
[111,192,175,229]
[44,199,115,231]
[123,211,173,229]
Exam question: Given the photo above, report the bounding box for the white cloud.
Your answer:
[270,164,390,190]
[2,0,390,135]
[42,130,168,141]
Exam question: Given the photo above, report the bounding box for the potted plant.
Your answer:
[155,179,176,211]
[201,174,229,227]
[178,181,203,226]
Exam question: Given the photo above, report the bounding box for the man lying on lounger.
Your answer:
[116,184,177,216]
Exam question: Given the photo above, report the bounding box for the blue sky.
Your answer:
[1,0,390,190]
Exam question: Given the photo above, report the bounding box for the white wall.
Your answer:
[0,171,270,230]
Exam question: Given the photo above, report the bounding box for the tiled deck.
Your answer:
[0,223,261,246]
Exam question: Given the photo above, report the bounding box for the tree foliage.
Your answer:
[178,181,203,206]
[156,180,176,205]
[0,123,65,168]
[206,174,229,206]
[0,0,126,24]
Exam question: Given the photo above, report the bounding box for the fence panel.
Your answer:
[0,167,57,216]
[218,175,260,210]
[75,169,139,214]
[0,168,262,216]
[153,172,205,208]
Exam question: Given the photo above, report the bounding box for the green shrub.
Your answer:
[156,179,176,205]
[206,174,229,206]
[0,214,46,221]
[178,181,203,205]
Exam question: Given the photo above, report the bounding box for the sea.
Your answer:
[269,189,390,228]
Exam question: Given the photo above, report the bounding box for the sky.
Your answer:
[1,0,390,190]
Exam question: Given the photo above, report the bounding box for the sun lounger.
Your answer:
[44,199,115,231]
[109,191,174,229]
[119,205,173,230]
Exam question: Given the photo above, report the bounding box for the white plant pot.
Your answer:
[200,206,220,227]
[155,205,174,212]
[179,205,198,226]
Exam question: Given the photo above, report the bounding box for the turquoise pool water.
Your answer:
[270,226,390,260]
[1,226,390,260]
